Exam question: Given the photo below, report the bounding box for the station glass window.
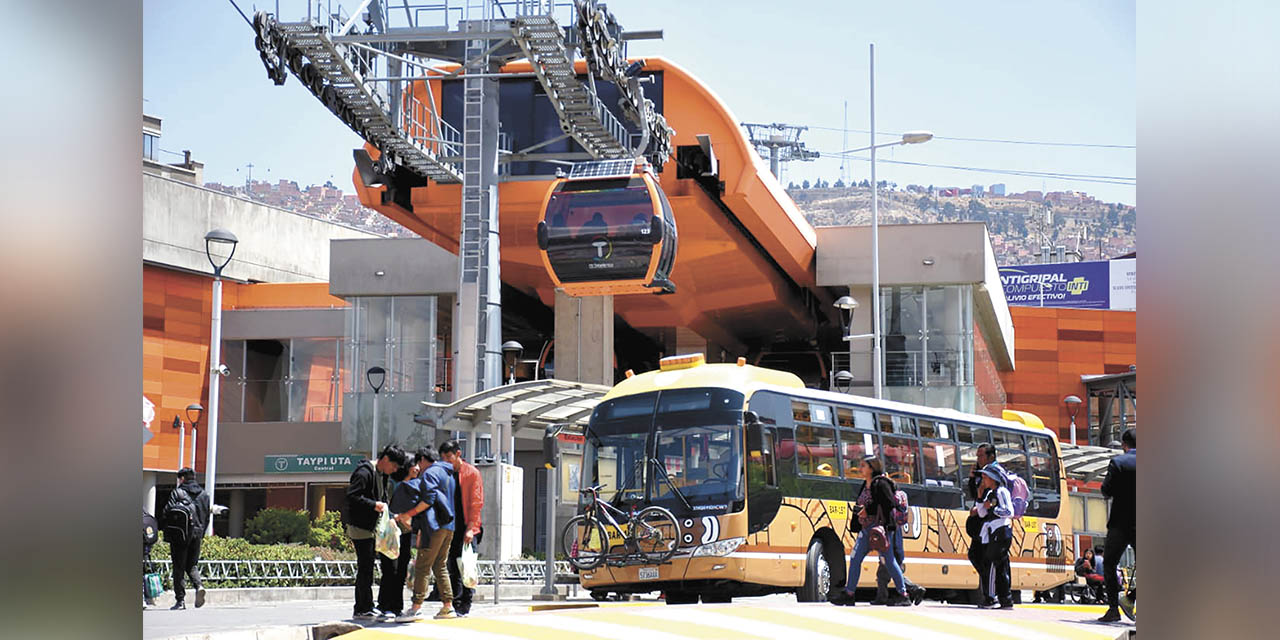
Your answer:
[794,423,839,477]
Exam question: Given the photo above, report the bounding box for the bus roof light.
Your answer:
[625,369,635,378]
[659,353,706,371]
[736,356,746,367]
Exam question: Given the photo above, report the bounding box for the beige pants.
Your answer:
[412,528,454,607]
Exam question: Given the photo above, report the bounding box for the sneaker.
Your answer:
[1097,608,1122,623]
[909,585,926,606]
[434,607,457,619]
[395,607,422,623]
[828,590,857,607]
[998,602,1015,610]
[887,593,912,607]
[377,611,398,622]
[353,611,378,620]
[194,587,207,608]
[170,602,186,610]
[977,599,998,609]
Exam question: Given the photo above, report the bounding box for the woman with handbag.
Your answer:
[829,456,911,607]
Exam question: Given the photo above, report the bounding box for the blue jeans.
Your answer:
[846,528,907,596]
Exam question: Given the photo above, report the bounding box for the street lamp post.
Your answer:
[367,366,386,458]
[1064,394,1083,445]
[186,403,203,472]
[202,229,237,535]
[502,341,524,385]
[836,44,933,399]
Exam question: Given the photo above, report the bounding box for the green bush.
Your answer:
[245,508,310,545]
[148,537,357,588]
[307,510,353,553]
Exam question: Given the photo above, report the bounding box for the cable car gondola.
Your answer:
[536,159,677,297]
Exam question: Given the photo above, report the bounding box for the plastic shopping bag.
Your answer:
[460,543,479,588]
[375,510,400,560]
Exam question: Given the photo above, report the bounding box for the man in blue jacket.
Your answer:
[395,449,457,621]
[1098,428,1136,623]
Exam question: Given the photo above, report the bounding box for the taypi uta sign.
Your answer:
[264,454,360,474]
[999,260,1134,310]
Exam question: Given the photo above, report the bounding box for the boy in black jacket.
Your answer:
[345,444,406,620]
[163,467,211,610]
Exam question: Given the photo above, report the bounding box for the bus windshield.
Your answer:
[582,388,745,515]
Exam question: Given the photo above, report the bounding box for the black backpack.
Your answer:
[143,510,160,547]
[162,488,195,544]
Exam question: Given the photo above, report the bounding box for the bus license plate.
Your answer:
[638,567,659,580]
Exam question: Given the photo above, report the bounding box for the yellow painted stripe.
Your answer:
[559,608,774,640]
[1019,603,1110,614]
[847,608,1025,640]
[711,606,918,640]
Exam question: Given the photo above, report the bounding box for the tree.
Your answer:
[834,178,845,188]
[859,179,870,188]
[787,181,797,190]
[802,179,811,189]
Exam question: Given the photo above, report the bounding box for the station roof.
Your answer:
[1059,442,1122,484]
[414,378,611,440]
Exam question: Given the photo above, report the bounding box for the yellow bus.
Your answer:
[566,353,1074,604]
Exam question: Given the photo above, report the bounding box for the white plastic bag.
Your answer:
[460,542,479,588]
[375,510,400,560]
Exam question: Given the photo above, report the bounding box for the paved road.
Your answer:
[144,595,1134,640]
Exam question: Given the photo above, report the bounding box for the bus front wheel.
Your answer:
[798,539,832,602]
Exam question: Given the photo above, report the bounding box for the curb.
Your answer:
[158,621,360,640]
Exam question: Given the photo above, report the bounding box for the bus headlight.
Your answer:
[692,537,745,557]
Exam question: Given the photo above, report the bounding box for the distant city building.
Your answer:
[972,185,984,197]
[989,183,1006,197]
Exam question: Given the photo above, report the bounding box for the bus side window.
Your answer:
[795,423,839,477]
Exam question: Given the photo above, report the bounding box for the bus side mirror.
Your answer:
[542,426,559,469]
[744,412,771,458]
[536,221,549,250]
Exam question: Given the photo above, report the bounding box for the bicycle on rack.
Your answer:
[561,484,680,570]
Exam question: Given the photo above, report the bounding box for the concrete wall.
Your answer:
[215,421,345,475]
[143,173,379,283]
[222,308,345,340]
[329,238,459,297]
[816,222,990,286]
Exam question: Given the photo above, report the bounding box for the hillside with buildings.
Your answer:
[789,182,1136,265]
[202,179,415,238]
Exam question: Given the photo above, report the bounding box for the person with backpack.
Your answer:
[1097,428,1136,623]
[874,488,925,605]
[973,462,1015,609]
[161,467,211,610]
[829,456,911,607]
[345,444,407,620]
[395,445,458,621]
[965,443,999,585]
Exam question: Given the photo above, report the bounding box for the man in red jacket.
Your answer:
[438,440,484,616]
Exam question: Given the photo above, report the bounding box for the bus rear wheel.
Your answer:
[797,539,832,602]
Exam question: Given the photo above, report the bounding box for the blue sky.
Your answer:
[144,1,1134,204]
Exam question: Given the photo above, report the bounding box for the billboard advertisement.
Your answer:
[998,259,1135,310]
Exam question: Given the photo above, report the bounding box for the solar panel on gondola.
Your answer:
[536,159,678,297]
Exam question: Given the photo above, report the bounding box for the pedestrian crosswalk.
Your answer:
[334,602,1130,640]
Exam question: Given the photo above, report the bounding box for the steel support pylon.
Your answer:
[453,10,504,397]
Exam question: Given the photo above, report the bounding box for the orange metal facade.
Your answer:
[998,307,1137,442]
[142,264,346,472]
[350,57,825,351]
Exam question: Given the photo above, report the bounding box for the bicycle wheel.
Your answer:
[633,506,680,564]
[561,515,609,570]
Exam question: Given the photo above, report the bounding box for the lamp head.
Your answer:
[204,228,239,275]
[901,131,934,144]
[501,340,524,362]
[1063,394,1083,418]
[833,295,859,311]
[833,370,854,393]
[366,366,386,393]
[185,403,204,426]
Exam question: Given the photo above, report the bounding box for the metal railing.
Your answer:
[146,558,573,586]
